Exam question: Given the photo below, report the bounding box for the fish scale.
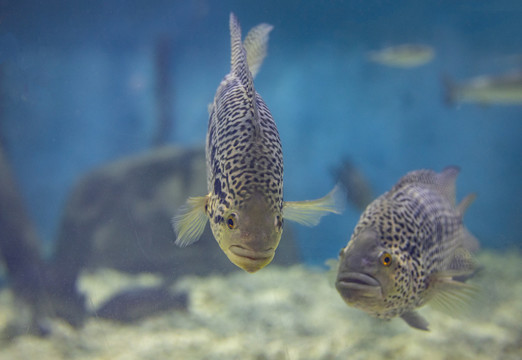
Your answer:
[173,13,342,273]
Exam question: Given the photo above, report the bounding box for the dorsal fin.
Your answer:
[436,166,460,205]
[229,13,254,98]
[393,166,459,206]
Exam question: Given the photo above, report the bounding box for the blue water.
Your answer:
[1,0,521,266]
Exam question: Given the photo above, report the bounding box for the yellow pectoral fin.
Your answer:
[283,184,344,227]
[172,195,209,247]
[428,275,480,317]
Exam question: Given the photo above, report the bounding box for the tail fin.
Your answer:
[243,23,273,79]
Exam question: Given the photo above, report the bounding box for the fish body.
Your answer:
[367,44,434,68]
[335,167,479,330]
[445,72,522,106]
[174,13,341,273]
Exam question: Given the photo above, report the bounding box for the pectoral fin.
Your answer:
[428,274,479,316]
[283,184,344,226]
[172,195,209,247]
[401,310,430,331]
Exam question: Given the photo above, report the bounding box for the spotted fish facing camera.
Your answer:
[335,167,479,330]
[173,13,342,273]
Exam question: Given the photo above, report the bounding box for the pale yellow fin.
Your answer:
[283,184,344,226]
[428,275,479,317]
[172,195,209,247]
[243,23,273,78]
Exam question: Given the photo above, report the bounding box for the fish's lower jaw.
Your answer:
[225,246,275,273]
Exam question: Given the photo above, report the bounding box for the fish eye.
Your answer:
[380,252,392,267]
[226,213,237,229]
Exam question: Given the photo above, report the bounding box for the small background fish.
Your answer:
[367,44,435,68]
[335,166,479,330]
[444,72,522,106]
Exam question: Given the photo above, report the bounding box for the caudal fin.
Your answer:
[243,23,273,79]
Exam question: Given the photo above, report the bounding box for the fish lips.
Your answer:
[227,245,275,273]
[336,272,383,300]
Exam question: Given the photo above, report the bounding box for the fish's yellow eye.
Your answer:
[380,252,392,267]
[226,214,237,229]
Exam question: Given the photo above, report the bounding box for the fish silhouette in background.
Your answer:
[331,157,374,211]
[444,71,522,106]
[367,44,435,68]
[335,167,479,330]
[173,13,342,273]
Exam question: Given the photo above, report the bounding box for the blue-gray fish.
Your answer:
[367,44,435,68]
[173,13,341,273]
[444,72,522,106]
[335,167,479,330]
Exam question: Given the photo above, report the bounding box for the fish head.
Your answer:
[336,228,404,316]
[218,192,283,273]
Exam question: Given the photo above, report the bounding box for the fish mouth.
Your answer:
[229,245,274,260]
[336,272,382,298]
[227,245,275,273]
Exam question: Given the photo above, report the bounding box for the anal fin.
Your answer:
[401,310,430,331]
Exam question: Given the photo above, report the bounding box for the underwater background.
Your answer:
[1,0,522,259]
[0,0,521,359]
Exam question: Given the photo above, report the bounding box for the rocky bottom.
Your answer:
[0,250,520,360]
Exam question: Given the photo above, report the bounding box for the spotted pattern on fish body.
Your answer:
[206,15,283,244]
[336,167,479,330]
[173,13,343,273]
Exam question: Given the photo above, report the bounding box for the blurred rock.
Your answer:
[0,143,86,332]
[52,146,301,281]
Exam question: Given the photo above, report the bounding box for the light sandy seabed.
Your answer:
[0,250,521,360]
